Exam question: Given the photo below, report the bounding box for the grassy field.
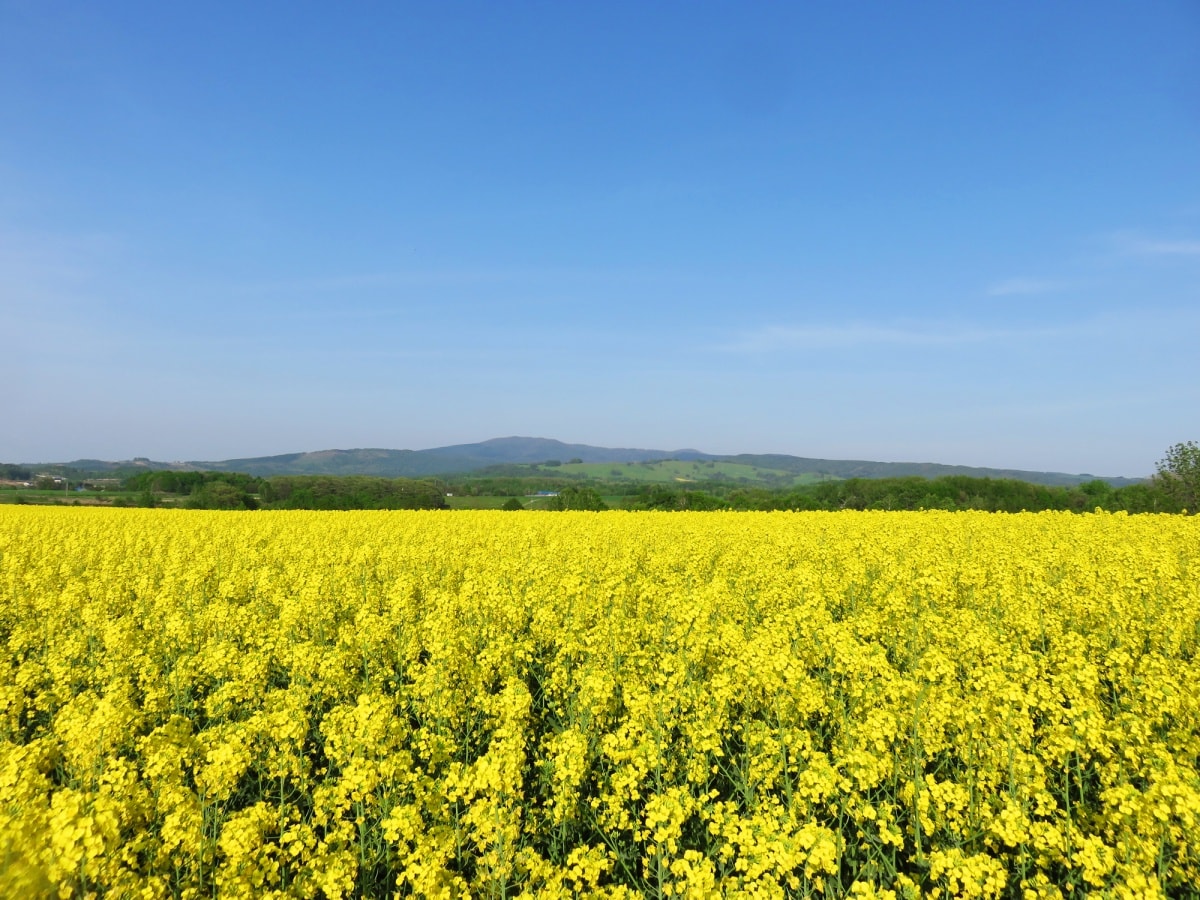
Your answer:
[443,495,521,509]
[551,459,832,486]
[0,488,135,505]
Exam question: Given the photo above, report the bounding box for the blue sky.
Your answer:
[3,1,1198,476]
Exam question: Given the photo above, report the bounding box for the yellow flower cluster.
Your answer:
[1,507,1198,897]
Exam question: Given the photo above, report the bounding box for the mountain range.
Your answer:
[42,437,1141,487]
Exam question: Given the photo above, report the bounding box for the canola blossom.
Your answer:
[1,507,1199,898]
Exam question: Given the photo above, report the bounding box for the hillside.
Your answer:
[25,437,1141,486]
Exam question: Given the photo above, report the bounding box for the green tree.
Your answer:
[501,497,524,511]
[550,486,607,511]
[187,480,257,510]
[1154,441,1200,513]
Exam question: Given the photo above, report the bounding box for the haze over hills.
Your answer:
[31,437,1142,487]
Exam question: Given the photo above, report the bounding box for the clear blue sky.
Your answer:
[4,2,1198,475]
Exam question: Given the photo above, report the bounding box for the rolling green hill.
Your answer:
[25,437,1142,486]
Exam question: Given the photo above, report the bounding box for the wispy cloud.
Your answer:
[725,309,1200,355]
[1113,232,1200,257]
[986,278,1070,297]
[232,265,692,298]
[230,271,516,296]
[722,322,1062,353]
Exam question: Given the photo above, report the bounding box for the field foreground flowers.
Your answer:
[2,508,1199,899]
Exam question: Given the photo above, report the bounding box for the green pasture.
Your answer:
[555,458,826,486]
[0,488,133,506]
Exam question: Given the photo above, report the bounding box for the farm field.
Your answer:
[543,459,829,487]
[1,508,1199,898]
[0,488,136,506]
[442,495,525,510]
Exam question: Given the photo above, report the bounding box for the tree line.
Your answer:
[123,471,447,510]
[627,475,1183,513]
[101,441,1200,514]
[626,442,1200,514]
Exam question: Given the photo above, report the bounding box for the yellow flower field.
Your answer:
[1,507,1199,898]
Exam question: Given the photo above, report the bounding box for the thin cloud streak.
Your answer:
[725,307,1200,354]
[232,266,694,297]
[722,322,1065,353]
[986,278,1070,297]
[1113,232,1200,257]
